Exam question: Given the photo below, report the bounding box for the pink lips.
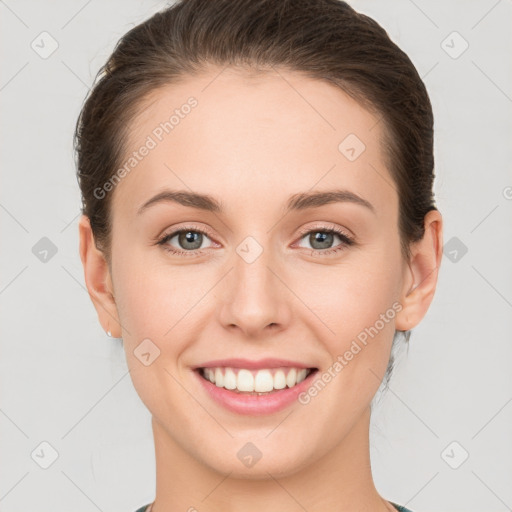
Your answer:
[193,357,313,370]
[193,358,318,416]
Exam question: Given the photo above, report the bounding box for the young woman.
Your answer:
[76,0,443,510]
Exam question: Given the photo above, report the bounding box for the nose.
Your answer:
[218,240,292,339]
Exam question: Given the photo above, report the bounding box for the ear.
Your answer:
[78,214,121,337]
[395,209,443,332]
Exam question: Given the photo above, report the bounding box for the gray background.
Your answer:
[1,1,511,511]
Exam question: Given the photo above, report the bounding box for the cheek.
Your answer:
[111,255,194,414]
[112,248,211,358]
[300,262,400,421]
[298,252,403,407]
[297,248,402,344]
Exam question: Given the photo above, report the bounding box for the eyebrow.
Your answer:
[137,188,376,215]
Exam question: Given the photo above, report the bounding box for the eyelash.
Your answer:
[155,223,355,257]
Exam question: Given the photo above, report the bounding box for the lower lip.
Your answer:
[194,369,317,415]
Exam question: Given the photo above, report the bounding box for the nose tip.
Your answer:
[218,252,290,337]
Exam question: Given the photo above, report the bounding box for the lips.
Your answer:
[192,358,319,415]
[193,358,314,370]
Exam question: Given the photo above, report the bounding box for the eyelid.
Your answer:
[295,222,353,240]
[156,222,216,242]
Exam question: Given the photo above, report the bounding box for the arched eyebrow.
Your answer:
[137,189,376,215]
[137,190,222,215]
[287,190,375,214]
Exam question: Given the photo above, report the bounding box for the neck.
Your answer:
[150,407,393,512]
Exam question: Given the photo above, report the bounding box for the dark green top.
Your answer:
[135,501,413,511]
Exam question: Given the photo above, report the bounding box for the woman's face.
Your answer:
[105,67,412,477]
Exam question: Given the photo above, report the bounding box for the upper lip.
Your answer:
[192,358,317,370]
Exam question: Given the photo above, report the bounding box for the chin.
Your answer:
[196,439,318,480]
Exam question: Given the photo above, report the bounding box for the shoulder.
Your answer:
[134,503,414,512]
[391,503,415,512]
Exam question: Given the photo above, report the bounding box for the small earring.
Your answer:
[107,330,112,337]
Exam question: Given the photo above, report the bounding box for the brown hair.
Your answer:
[74,0,438,381]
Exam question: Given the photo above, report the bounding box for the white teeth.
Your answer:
[296,369,308,384]
[223,368,237,390]
[254,370,274,392]
[273,370,287,389]
[286,368,297,388]
[201,366,312,393]
[214,368,224,388]
[237,369,254,392]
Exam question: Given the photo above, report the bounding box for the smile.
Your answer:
[193,359,319,415]
[199,366,316,395]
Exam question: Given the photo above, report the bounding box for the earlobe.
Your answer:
[78,215,121,338]
[395,209,443,332]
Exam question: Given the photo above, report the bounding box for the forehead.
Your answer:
[112,66,397,220]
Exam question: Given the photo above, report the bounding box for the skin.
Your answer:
[79,66,443,512]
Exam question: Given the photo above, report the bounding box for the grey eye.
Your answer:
[172,230,208,251]
[307,231,335,250]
